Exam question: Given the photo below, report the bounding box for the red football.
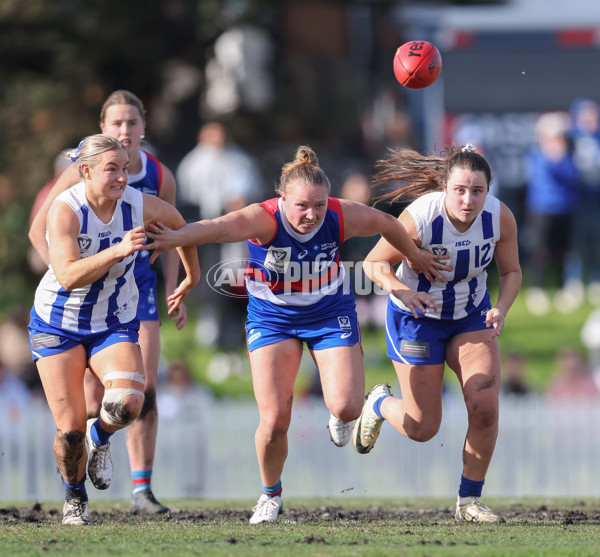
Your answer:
[393,40,442,89]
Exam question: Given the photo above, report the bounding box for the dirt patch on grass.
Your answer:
[1,503,599,526]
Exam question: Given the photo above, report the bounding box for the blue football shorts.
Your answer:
[385,298,491,365]
[136,271,159,322]
[28,311,140,362]
[246,310,361,352]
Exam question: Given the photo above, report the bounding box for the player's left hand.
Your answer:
[167,277,194,316]
[485,307,505,341]
[169,300,187,330]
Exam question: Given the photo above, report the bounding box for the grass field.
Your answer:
[2,497,600,556]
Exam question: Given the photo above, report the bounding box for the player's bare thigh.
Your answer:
[311,343,365,420]
[392,360,445,430]
[88,341,144,382]
[446,330,501,396]
[249,338,303,423]
[36,345,88,429]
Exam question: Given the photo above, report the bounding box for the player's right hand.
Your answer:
[405,248,452,283]
[144,222,179,264]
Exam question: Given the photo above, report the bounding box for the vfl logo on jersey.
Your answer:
[430,245,448,265]
[78,235,92,252]
[264,246,291,273]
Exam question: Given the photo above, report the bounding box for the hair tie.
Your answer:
[70,139,84,162]
[462,143,476,153]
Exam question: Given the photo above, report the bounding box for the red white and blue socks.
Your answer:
[132,470,153,495]
[262,480,282,498]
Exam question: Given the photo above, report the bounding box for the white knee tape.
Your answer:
[102,371,145,386]
[100,371,145,427]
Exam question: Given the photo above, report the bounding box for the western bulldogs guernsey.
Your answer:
[391,191,501,320]
[127,150,162,281]
[33,182,144,333]
[245,197,355,323]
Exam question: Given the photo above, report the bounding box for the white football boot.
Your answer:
[455,496,506,523]
[328,413,354,447]
[249,494,283,524]
[86,418,113,490]
[62,497,91,525]
[352,384,391,454]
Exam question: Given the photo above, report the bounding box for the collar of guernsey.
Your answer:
[244,196,348,304]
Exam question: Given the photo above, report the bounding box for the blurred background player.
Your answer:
[523,112,579,315]
[569,98,600,305]
[29,91,185,514]
[176,121,263,353]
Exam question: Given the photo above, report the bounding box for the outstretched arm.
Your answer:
[340,199,450,283]
[143,195,202,314]
[144,203,276,264]
[29,164,80,266]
